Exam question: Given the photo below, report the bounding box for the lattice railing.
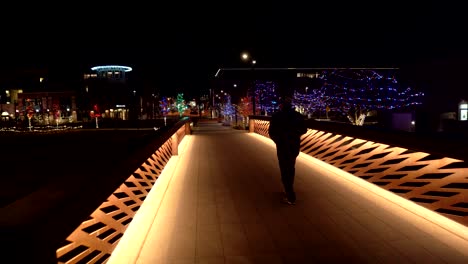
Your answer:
[56,122,189,264]
[253,119,270,136]
[251,118,468,227]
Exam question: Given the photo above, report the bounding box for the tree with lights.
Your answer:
[25,99,34,131]
[236,96,253,128]
[89,104,100,128]
[238,96,253,118]
[159,97,170,116]
[176,93,186,117]
[293,69,424,125]
[255,81,279,115]
[293,89,327,117]
[221,94,235,117]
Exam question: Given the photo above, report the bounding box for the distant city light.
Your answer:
[91,65,133,72]
[460,102,468,121]
[241,53,249,60]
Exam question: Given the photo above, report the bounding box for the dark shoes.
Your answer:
[281,191,296,205]
[282,196,295,205]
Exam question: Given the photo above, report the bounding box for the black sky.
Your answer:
[1,1,466,100]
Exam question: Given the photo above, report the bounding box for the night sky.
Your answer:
[1,1,466,103]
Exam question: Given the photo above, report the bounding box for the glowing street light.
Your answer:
[242,52,257,65]
[241,52,257,115]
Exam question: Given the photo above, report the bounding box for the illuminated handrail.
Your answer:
[250,116,468,228]
[55,118,192,264]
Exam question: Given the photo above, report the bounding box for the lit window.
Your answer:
[460,103,468,121]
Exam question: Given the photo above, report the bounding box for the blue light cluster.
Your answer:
[254,81,280,114]
[293,69,424,114]
[221,95,235,116]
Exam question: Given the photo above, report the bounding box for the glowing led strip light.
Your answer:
[91,65,133,72]
[249,132,468,243]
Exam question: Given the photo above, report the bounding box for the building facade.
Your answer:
[82,65,134,120]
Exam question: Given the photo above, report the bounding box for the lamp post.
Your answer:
[152,93,155,119]
[209,88,215,119]
[241,52,257,116]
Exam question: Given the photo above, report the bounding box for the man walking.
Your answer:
[268,97,307,205]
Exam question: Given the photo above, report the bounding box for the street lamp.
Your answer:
[241,52,257,115]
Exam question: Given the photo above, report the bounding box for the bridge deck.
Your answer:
[108,120,468,264]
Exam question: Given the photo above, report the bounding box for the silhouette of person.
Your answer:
[268,97,307,205]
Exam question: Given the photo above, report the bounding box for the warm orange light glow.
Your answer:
[249,133,468,251]
[107,135,193,263]
[241,52,249,61]
[107,132,468,262]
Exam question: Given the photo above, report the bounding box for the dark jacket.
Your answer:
[268,108,307,150]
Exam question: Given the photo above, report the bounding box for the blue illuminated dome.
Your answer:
[91,65,132,72]
[91,65,132,81]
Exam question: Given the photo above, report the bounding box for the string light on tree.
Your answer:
[221,94,235,116]
[292,69,424,124]
[176,93,186,117]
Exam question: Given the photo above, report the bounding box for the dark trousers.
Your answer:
[276,144,299,202]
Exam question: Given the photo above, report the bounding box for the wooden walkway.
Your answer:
[108,120,468,264]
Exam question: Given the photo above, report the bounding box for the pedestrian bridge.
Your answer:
[51,116,468,264]
[4,117,467,263]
